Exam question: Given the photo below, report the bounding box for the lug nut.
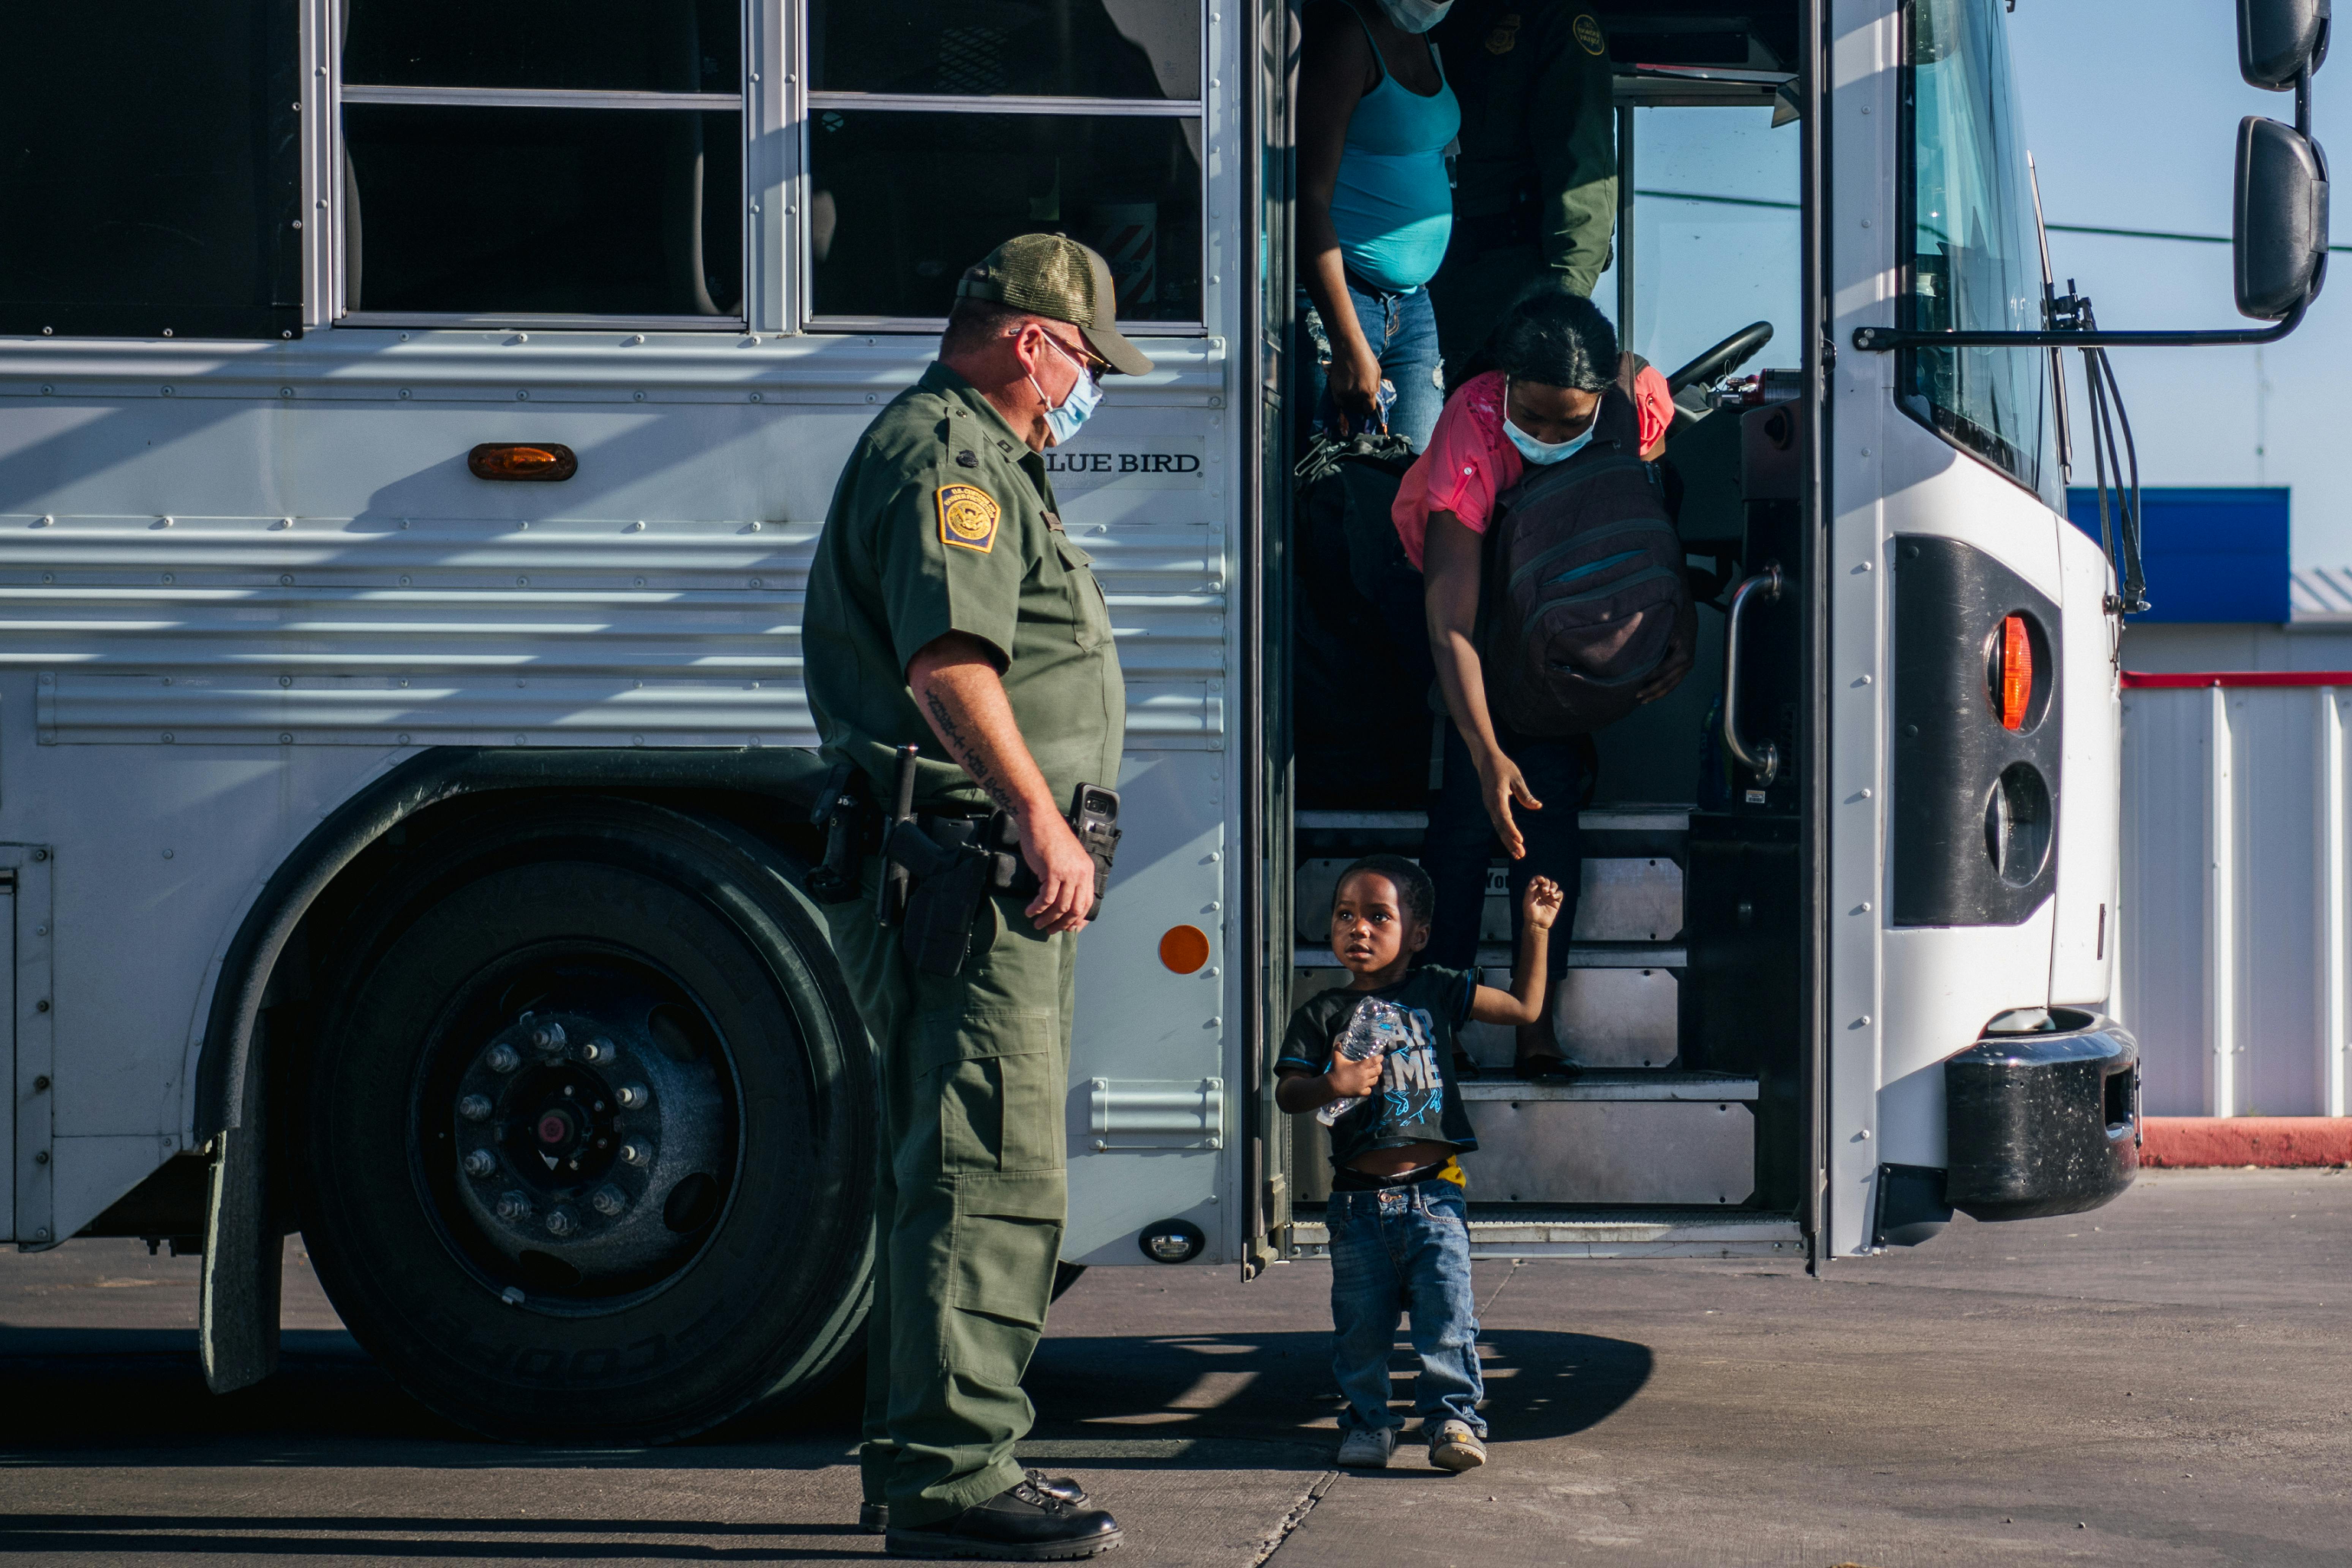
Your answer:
[529,1020,567,1053]
[579,1037,613,1064]
[616,1082,652,1109]
[458,1094,493,1122]
[544,1207,578,1238]
[494,1190,532,1222]
[590,1185,628,1216]
[620,1139,652,1167]
[462,1149,497,1178]
[485,1043,520,1073]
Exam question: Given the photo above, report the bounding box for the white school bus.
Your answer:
[0,0,2326,1442]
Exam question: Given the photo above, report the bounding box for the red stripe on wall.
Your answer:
[2121,670,2352,689]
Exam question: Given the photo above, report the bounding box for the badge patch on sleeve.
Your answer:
[1573,13,1606,54]
[936,484,1001,553]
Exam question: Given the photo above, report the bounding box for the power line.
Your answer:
[1632,187,2352,252]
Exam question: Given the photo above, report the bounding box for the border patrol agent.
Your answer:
[803,233,1150,1561]
[1428,2,1618,365]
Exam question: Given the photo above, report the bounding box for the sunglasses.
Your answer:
[1012,323,1109,381]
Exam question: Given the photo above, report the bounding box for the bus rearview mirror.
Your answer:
[2235,116,2331,319]
[2240,0,2331,90]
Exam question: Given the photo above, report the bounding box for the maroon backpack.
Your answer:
[1479,355,1696,738]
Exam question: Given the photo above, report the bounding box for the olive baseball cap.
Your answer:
[955,233,1155,376]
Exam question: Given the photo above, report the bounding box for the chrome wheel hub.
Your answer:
[446,1008,724,1282]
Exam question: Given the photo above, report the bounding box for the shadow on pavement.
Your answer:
[0,1516,869,1561]
[1029,1326,1651,1444]
[0,1321,1652,1464]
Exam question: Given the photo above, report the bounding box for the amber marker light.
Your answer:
[1159,925,1211,974]
[2000,614,2031,731]
[468,442,578,482]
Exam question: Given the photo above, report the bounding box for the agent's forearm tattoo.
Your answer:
[923,686,1020,815]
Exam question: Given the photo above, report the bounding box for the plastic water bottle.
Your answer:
[1317,999,1412,1125]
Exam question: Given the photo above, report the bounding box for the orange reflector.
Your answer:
[2000,615,2031,730]
[1159,925,1211,975]
[468,442,578,482]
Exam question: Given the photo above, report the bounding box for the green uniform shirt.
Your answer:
[804,361,1125,816]
[1434,0,1617,296]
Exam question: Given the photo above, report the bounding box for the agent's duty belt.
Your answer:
[802,744,1120,978]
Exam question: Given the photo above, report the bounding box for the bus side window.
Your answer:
[806,0,1205,326]
[339,0,744,322]
[0,8,301,340]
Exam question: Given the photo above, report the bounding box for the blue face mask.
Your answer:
[1030,334,1104,446]
[1501,378,1599,466]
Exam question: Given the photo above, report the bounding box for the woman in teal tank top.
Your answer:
[1297,0,1461,452]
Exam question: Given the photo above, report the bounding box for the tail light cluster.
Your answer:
[1893,537,2063,926]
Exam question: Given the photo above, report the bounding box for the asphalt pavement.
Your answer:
[2,1167,2347,1566]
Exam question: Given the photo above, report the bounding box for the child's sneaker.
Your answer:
[1335,1427,1397,1468]
[1426,1419,1487,1472]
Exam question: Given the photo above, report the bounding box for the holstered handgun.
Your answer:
[888,818,999,977]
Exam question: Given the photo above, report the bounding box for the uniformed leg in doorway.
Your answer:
[824,871,1076,1530]
[1428,240,1545,381]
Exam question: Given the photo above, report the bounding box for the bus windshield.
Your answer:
[1902,0,2059,508]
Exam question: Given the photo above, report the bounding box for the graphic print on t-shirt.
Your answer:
[1315,995,1446,1132]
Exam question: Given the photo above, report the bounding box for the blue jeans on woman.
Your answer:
[1423,719,1583,992]
[1328,1176,1485,1437]
[1296,277,1445,453]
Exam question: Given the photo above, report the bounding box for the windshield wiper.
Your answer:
[2074,297,2150,616]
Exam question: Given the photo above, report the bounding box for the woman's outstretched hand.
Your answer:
[1477,749,1542,859]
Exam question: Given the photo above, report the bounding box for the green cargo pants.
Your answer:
[821,865,1076,1528]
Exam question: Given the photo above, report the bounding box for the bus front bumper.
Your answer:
[1944,1012,2140,1222]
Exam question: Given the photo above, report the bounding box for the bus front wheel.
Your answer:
[296,797,873,1445]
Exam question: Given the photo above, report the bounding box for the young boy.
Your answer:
[1276,854,1564,1473]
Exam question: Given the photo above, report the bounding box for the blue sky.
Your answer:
[2009,0,2350,563]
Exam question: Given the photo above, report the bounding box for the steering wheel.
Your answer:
[1665,321,1776,398]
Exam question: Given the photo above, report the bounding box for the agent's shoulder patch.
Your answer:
[936,483,1001,552]
[1573,13,1606,54]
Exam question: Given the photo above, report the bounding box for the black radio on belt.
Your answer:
[1067,781,1121,922]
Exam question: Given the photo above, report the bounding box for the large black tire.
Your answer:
[297,797,873,1444]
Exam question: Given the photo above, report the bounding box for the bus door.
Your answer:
[1254,2,1823,1266]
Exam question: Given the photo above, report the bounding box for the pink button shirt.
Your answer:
[1391,367,1674,569]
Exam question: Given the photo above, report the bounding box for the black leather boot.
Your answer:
[865,1472,1092,1534]
[885,1477,1121,1560]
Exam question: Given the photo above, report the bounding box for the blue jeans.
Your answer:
[1328,1177,1486,1437]
[1423,720,1583,987]
[1296,279,1446,453]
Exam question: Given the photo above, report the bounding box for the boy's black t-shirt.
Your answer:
[1277,966,1480,1169]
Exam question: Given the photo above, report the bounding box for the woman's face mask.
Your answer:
[1028,331,1104,446]
[1502,378,1599,466]
[1375,0,1454,34]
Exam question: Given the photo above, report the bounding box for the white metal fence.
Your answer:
[2121,675,2352,1117]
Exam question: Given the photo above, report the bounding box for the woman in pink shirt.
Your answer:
[1386,291,1671,1076]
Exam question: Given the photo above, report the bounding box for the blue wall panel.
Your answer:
[2066,487,2290,624]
